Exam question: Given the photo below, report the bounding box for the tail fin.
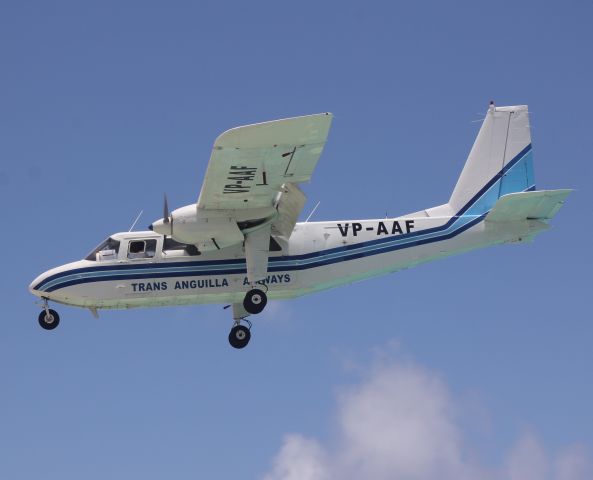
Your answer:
[449,104,535,215]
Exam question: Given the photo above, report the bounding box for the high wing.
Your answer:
[194,113,333,287]
[197,113,333,212]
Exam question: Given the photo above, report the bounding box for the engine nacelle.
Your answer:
[150,204,276,252]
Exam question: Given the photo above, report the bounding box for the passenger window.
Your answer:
[162,237,201,256]
[128,239,157,259]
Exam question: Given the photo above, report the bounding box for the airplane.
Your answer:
[29,103,571,348]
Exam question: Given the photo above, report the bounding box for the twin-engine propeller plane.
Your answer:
[30,103,570,348]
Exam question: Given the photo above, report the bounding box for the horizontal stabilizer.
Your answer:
[486,189,572,223]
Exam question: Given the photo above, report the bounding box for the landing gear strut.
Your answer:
[38,299,60,330]
[228,320,251,349]
[243,288,267,315]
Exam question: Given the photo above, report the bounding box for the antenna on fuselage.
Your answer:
[304,201,321,223]
[128,210,144,232]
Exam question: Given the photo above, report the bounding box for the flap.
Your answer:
[271,183,307,239]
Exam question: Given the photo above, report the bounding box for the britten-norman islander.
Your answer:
[29,103,571,348]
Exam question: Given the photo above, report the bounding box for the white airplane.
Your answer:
[29,103,570,348]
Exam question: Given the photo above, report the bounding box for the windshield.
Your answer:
[85,237,121,261]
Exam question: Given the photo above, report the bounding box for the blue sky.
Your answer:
[1,1,592,478]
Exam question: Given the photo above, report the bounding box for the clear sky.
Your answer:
[1,1,592,479]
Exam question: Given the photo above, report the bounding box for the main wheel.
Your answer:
[228,325,251,349]
[243,288,267,315]
[38,309,60,330]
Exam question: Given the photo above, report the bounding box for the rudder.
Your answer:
[449,104,535,215]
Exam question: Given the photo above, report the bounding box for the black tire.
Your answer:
[38,309,60,330]
[228,325,251,349]
[243,288,267,315]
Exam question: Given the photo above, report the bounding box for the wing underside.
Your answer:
[197,113,333,212]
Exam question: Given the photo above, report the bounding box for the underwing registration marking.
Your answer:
[223,165,258,194]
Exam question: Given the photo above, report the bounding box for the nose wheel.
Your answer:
[243,288,267,314]
[38,298,60,330]
[38,308,60,330]
[228,322,251,349]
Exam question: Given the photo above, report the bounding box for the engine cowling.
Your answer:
[150,204,276,252]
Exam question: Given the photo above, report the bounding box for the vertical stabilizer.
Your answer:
[449,104,535,215]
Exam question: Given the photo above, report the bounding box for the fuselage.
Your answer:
[29,105,553,315]
[29,209,546,311]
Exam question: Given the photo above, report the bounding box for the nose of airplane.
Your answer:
[29,261,85,301]
[29,272,46,296]
[29,266,63,298]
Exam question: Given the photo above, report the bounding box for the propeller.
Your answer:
[163,193,173,235]
[163,193,170,224]
[149,194,173,235]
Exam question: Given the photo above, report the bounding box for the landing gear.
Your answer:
[243,288,267,315]
[38,298,60,330]
[227,287,267,348]
[38,308,60,330]
[228,322,251,349]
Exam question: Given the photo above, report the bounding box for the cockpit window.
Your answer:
[128,239,157,259]
[85,237,120,261]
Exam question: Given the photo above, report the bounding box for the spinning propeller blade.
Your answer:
[163,194,170,224]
